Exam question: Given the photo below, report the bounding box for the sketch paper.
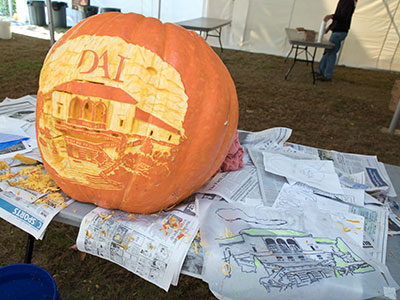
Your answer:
[273,184,365,247]
[263,152,343,194]
[200,201,398,300]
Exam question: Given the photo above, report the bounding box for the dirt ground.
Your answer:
[0,32,400,299]
[1,33,400,165]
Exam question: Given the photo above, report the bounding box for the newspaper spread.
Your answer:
[76,201,199,291]
[279,142,397,197]
[247,148,287,206]
[0,185,74,239]
[0,96,37,159]
[0,154,74,239]
[196,165,264,206]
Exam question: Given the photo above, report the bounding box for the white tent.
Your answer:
[15,0,400,72]
[206,0,400,72]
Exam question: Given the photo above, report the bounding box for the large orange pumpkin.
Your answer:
[36,12,238,213]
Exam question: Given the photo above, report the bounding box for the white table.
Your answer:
[176,17,231,52]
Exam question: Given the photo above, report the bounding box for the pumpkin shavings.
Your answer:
[0,161,10,170]
[34,191,69,209]
[7,165,59,193]
[13,154,38,165]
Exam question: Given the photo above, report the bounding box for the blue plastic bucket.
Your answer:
[0,264,59,300]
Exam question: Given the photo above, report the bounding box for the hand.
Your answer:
[323,14,333,22]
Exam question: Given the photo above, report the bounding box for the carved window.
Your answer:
[70,97,81,118]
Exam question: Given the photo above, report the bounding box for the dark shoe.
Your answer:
[315,72,323,78]
[316,76,331,82]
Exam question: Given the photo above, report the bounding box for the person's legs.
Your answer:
[318,49,328,75]
[320,32,348,79]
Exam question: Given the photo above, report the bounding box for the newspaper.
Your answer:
[277,141,396,197]
[0,96,37,158]
[247,148,286,206]
[239,127,292,151]
[76,201,199,291]
[196,165,264,206]
[0,96,36,121]
[0,186,74,239]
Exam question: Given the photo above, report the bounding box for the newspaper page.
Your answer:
[276,140,396,197]
[330,151,396,197]
[247,148,286,206]
[239,127,292,151]
[0,155,74,239]
[201,201,398,300]
[196,165,264,206]
[0,96,36,120]
[76,202,199,291]
[0,187,74,239]
[0,96,37,158]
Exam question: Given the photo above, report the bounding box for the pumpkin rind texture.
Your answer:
[36,12,238,213]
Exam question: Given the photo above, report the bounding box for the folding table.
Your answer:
[284,28,334,84]
[176,17,231,52]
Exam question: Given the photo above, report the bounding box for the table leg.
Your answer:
[311,47,317,84]
[24,234,35,263]
[305,46,309,65]
[216,28,224,52]
[285,45,299,80]
[285,45,295,62]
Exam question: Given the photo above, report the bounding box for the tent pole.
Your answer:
[45,0,55,46]
[158,0,161,19]
[382,0,400,39]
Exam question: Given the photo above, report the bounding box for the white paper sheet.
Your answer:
[273,184,365,247]
[263,152,343,194]
[200,201,398,300]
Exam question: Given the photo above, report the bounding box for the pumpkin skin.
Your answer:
[36,12,238,213]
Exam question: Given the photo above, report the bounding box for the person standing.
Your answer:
[317,0,357,81]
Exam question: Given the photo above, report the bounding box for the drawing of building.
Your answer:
[217,228,374,293]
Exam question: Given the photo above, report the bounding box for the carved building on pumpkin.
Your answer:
[38,80,182,187]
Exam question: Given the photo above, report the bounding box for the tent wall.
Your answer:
[206,0,400,72]
[15,0,204,28]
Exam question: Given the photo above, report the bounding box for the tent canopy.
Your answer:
[15,0,400,72]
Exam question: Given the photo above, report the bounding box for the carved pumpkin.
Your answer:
[36,12,238,213]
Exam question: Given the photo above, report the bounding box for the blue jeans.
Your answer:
[318,32,348,79]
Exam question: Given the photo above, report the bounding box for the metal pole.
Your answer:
[24,234,35,263]
[158,0,161,20]
[389,97,400,133]
[45,0,55,45]
[8,0,13,17]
